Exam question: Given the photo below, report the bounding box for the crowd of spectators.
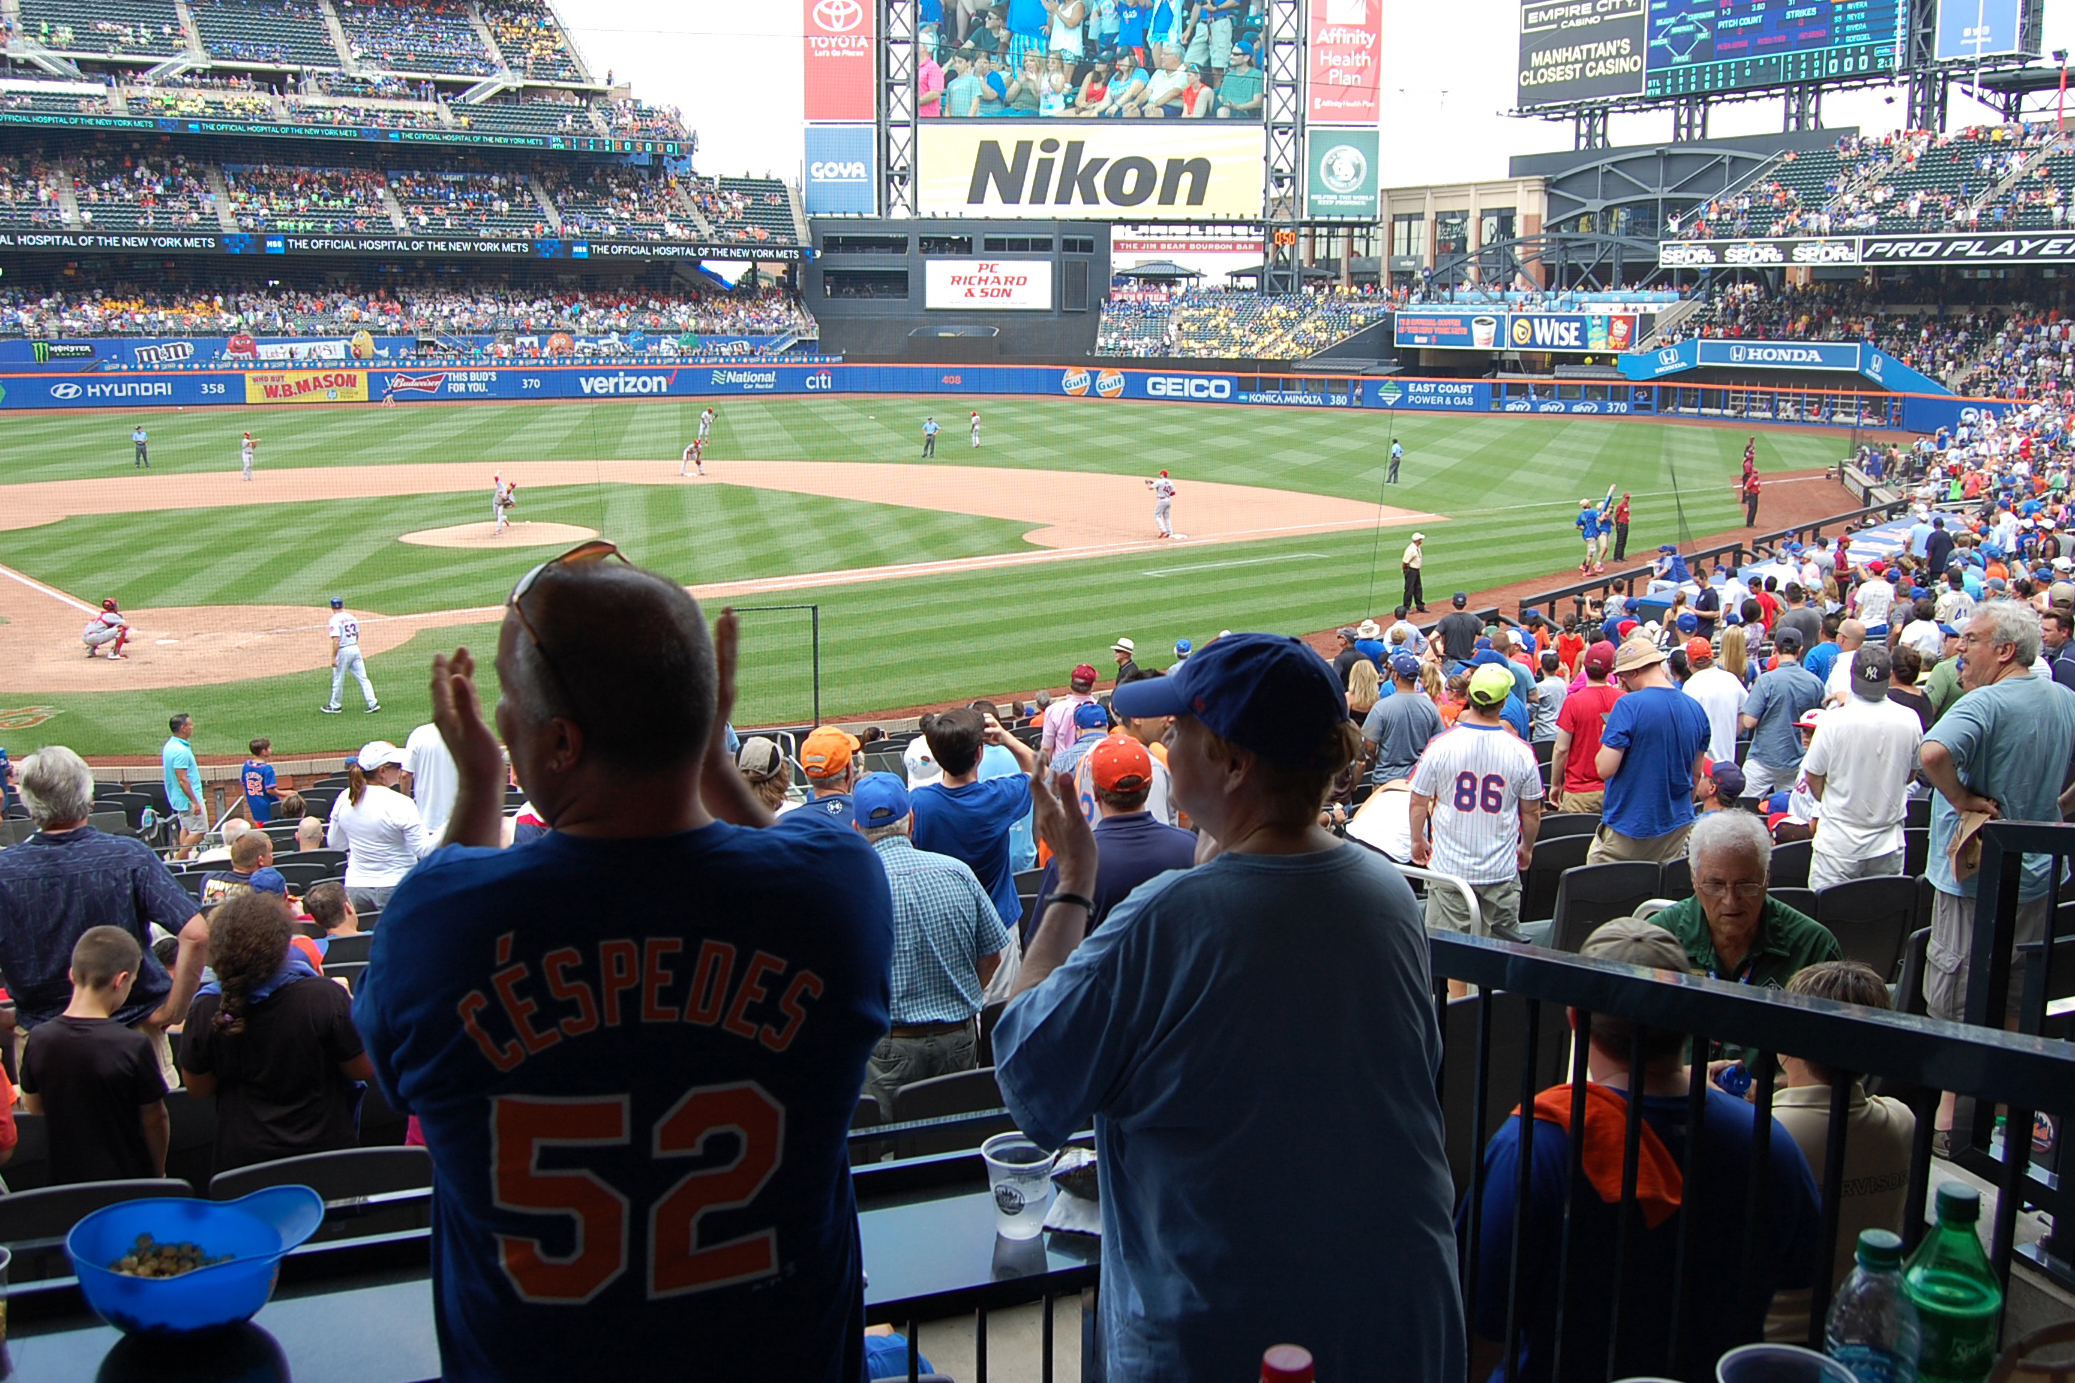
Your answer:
[686,174,798,244]
[535,164,693,242]
[334,0,494,74]
[67,147,217,230]
[1096,285,1390,358]
[480,0,582,80]
[384,167,541,233]
[223,163,392,234]
[0,278,816,340]
[0,152,67,229]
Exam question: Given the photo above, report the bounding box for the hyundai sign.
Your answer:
[803,125,877,215]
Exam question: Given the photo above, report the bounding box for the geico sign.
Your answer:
[1146,376,1232,399]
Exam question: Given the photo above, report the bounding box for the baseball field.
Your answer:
[0,394,1849,758]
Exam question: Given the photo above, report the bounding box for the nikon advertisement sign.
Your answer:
[917,123,1265,220]
[1517,0,1647,108]
[1304,129,1380,220]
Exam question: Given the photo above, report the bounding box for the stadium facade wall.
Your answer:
[0,335,795,369]
[0,361,2001,434]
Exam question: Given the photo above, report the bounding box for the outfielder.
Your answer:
[492,474,518,534]
[680,438,706,477]
[132,425,148,468]
[239,431,260,481]
[970,410,982,448]
[1146,469,1176,538]
[323,596,379,714]
[82,598,130,659]
[697,405,716,443]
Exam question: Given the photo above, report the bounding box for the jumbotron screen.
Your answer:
[1518,0,1905,107]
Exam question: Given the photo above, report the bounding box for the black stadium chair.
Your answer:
[1520,834,1591,924]
[1550,861,1663,952]
[1768,838,1814,890]
[209,1147,432,1203]
[0,1179,194,1245]
[1903,826,1931,878]
[1535,812,1601,840]
[1658,854,1692,899]
[1815,876,1920,981]
[271,861,334,891]
[890,1067,1012,1159]
[1768,887,1819,918]
[321,931,372,964]
[323,961,367,990]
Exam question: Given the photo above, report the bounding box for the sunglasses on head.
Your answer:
[508,539,629,701]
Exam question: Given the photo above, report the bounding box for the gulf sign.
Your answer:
[924,260,1053,310]
[244,369,369,404]
[803,0,874,122]
[1307,0,1382,124]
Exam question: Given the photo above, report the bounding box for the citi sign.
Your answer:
[805,371,836,390]
[578,372,673,395]
[1147,376,1232,400]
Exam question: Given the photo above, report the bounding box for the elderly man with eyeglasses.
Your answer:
[1644,811,1840,995]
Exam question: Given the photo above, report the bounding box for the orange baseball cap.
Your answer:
[800,726,860,779]
[1089,734,1153,792]
[1685,637,1712,661]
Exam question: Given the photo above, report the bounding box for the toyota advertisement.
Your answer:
[803,0,875,122]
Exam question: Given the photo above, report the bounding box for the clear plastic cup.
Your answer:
[980,1133,1055,1240]
[1716,1343,1858,1383]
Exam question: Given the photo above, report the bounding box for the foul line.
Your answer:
[1143,552,1328,577]
[0,563,96,615]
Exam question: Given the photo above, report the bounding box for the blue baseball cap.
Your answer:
[853,773,911,828]
[1938,623,1960,637]
[329,596,343,608]
[249,867,288,895]
[1111,632,1348,771]
[1174,638,1192,660]
[1675,611,1699,632]
[1474,636,1494,650]
[1074,701,1109,729]
[1389,652,1421,680]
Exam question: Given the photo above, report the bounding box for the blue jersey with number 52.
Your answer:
[354,815,892,1383]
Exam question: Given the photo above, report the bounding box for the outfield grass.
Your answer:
[0,396,1848,759]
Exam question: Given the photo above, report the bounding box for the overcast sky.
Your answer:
[561,1,2075,190]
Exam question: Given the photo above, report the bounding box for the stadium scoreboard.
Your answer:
[1519,0,1905,107]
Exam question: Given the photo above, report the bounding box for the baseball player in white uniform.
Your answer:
[323,596,380,714]
[239,431,260,480]
[680,438,706,477]
[492,475,517,534]
[1409,663,1543,943]
[969,411,982,448]
[1145,470,1176,538]
[82,598,130,659]
[697,406,715,443]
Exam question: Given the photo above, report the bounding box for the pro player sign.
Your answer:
[924,260,1054,310]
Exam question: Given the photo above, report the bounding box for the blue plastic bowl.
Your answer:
[66,1186,324,1337]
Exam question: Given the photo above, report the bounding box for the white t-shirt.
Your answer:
[1855,579,1895,629]
[1800,696,1922,858]
[402,722,459,842]
[1408,721,1542,886]
[1682,665,1746,764]
[326,783,430,888]
[1899,619,1945,662]
[328,610,360,648]
[1348,785,1413,863]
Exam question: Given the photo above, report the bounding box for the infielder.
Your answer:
[922,416,940,457]
[680,438,706,477]
[492,474,518,535]
[1146,469,1176,537]
[239,431,260,481]
[697,405,716,443]
[82,598,130,659]
[970,410,982,448]
[323,596,379,714]
[132,425,148,468]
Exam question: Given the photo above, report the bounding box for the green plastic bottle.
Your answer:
[1904,1185,2004,1383]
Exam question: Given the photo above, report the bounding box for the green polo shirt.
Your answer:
[1647,895,1841,991]
[1923,656,1963,720]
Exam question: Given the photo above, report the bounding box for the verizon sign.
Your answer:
[1307,0,1382,125]
[925,259,1053,310]
[803,0,874,122]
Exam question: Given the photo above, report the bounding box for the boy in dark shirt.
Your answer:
[20,926,169,1183]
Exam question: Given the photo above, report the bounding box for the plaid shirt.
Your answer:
[0,827,193,1026]
[871,834,1011,1025]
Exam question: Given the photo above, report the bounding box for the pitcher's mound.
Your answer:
[400,521,600,549]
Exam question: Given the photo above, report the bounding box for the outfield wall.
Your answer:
[0,360,2005,435]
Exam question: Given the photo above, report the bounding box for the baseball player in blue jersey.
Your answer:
[921,416,940,457]
[1409,663,1543,942]
[322,597,379,714]
[353,560,891,1383]
[132,425,149,468]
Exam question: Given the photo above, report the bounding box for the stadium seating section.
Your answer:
[696,176,798,245]
[128,84,278,122]
[0,85,114,116]
[1097,290,1390,360]
[480,0,583,81]
[18,0,185,55]
[67,147,218,230]
[536,164,690,240]
[451,96,594,137]
[335,0,495,75]
[386,167,546,235]
[190,0,341,66]
[0,153,67,230]
[224,163,393,233]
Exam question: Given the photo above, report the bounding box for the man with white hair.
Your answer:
[1803,645,1922,891]
[1919,602,2075,1032]
[1645,810,1841,993]
[0,746,209,1035]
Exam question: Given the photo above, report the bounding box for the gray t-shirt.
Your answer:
[1774,606,1823,651]
[1741,663,1827,770]
[1531,675,1567,742]
[1363,691,1446,784]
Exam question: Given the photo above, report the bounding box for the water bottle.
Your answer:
[1905,1185,2003,1383]
[1260,1344,1314,1383]
[1826,1228,1921,1383]
[140,806,157,833]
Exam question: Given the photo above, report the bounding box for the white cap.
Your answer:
[1411,531,1426,541]
[1112,637,1135,654]
[357,740,406,771]
[903,737,942,790]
